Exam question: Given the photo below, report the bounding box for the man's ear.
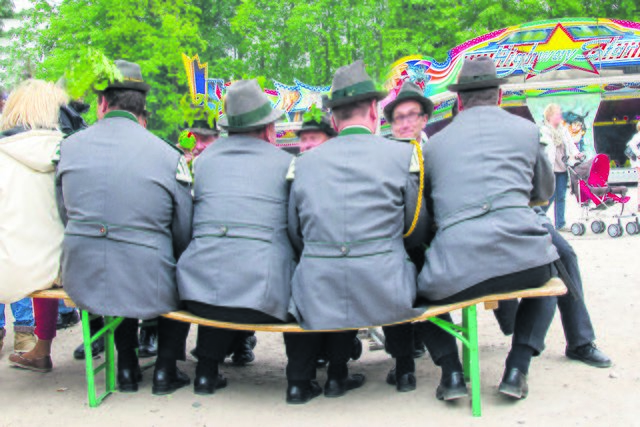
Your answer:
[456,94,464,112]
[369,100,379,123]
[497,88,503,106]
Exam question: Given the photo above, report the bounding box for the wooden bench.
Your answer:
[30,278,566,417]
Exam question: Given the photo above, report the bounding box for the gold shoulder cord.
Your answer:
[404,139,424,238]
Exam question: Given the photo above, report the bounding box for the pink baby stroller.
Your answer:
[567,154,637,237]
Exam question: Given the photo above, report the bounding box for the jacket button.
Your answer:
[482,203,489,211]
[220,226,228,236]
[99,226,107,236]
[340,245,349,256]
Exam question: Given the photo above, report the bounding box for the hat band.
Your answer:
[457,74,499,84]
[330,80,377,101]
[227,102,273,128]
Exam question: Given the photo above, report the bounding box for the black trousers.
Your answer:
[283,330,358,383]
[423,263,557,361]
[186,301,280,362]
[114,317,190,363]
[494,224,596,349]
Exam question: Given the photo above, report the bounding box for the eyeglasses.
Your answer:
[392,112,424,123]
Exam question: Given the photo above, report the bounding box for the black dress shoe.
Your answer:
[117,365,143,393]
[73,338,105,360]
[566,343,612,368]
[350,337,363,361]
[385,367,416,392]
[498,368,528,399]
[286,380,322,404]
[315,356,328,368]
[436,371,468,401]
[231,335,257,366]
[138,328,158,358]
[57,310,80,330]
[194,373,228,395]
[152,367,191,395]
[324,374,366,398]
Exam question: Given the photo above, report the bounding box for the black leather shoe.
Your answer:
[194,373,228,395]
[315,356,328,368]
[324,374,366,398]
[73,338,105,360]
[385,367,416,392]
[350,337,363,361]
[117,365,142,393]
[138,328,158,358]
[152,367,190,395]
[411,340,427,359]
[498,368,528,399]
[566,343,612,368]
[231,335,257,366]
[286,380,322,404]
[56,310,80,330]
[436,371,468,401]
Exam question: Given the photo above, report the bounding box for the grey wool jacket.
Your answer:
[56,112,193,319]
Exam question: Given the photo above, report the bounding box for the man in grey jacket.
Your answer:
[287,60,426,400]
[176,80,296,396]
[56,60,193,395]
[417,57,560,400]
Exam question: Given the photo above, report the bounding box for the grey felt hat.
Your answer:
[323,60,387,109]
[105,60,151,93]
[218,79,285,131]
[447,56,504,92]
[383,81,434,122]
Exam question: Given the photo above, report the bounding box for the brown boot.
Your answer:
[0,328,5,353]
[9,352,53,373]
[14,328,37,353]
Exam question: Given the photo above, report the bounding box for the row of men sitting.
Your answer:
[1,57,610,405]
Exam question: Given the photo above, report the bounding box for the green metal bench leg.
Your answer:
[462,305,482,417]
[81,310,123,408]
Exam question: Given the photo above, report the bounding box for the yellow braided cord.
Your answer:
[404,139,424,238]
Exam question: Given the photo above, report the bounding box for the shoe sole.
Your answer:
[194,381,228,395]
[498,383,528,399]
[287,390,322,404]
[10,361,52,373]
[397,383,416,393]
[152,381,190,396]
[118,384,139,393]
[436,385,468,401]
[565,353,612,368]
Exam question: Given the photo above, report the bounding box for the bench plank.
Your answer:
[30,278,566,333]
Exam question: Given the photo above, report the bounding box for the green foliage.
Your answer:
[4,0,639,133]
[303,105,324,124]
[64,49,123,99]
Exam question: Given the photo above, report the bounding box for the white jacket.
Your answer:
[0,129,64,303]
[627,132,640,169]
[540,123,581,171]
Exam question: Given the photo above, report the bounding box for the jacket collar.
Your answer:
[104,110,139,124]
[339,125,372,136]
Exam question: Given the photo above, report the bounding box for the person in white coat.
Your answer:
[626,121,640,212]
[0,79,68,372]
[540,103,585,230]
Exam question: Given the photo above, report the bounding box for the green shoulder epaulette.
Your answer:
[286,157,297,181]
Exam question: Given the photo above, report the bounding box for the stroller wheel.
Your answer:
[607,223,622,238]
[571,223,585,236]
[625,222,639,235]
[591,220,605,234]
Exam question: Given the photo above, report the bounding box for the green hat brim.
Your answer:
[104,81,151,93]
[218,108,285,132]
[323,90,387,109]
[447,77,503,93]
[383,93,434,123]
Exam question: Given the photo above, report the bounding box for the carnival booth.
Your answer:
[386,18,640,183]
[183,18,640,180]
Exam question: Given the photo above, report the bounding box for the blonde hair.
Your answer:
[543,103,561,122]
[1,79,69,131]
